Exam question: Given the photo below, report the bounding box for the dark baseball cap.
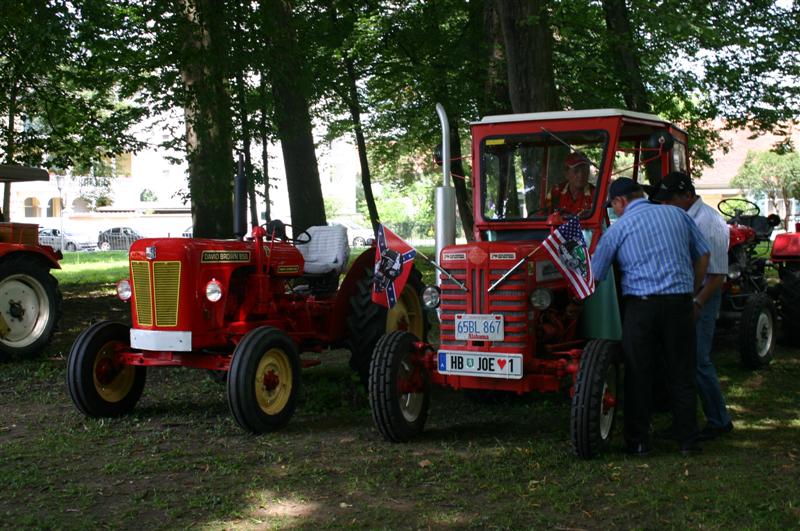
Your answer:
[649,171,694,201]
[604,177,643,207]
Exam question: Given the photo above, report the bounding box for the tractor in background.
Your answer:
[0,165,62,361]
[67,162,425,433]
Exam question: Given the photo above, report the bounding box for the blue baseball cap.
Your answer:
[604,177,642,207]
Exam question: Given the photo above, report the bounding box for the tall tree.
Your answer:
[732,146,800,231]
[601,0,649,112]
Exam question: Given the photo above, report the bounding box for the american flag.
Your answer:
[542,216,595,299]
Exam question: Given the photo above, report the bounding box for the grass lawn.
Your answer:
[1,256,799,529]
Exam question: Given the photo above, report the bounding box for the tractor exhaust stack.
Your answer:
[233,153,247,240]
[434,103,456,285]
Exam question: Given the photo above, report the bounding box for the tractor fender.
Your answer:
[329,247,376,341]
[0,246,62,270]
[771,233,800,262]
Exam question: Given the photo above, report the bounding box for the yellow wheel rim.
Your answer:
[386,285,424,339]
[92,342,135,403]
[255,348,293,415]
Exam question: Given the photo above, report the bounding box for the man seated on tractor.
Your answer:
[547,152,595,215]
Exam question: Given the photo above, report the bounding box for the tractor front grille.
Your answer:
[130,260,182,327]
[439,266,528,351]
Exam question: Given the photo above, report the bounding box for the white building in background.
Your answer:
[6,135,362,240]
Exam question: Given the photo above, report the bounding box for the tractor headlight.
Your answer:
[422,285,441,309]
[727,264,742,280]
[116,279,132,301]
[206,279,223,302]
[530,288,553,310]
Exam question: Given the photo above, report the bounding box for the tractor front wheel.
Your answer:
[570,339,620,459]
[227,327,300,433]
[369,331,430,442]
[67,321,146,417]
[739,293,776,369]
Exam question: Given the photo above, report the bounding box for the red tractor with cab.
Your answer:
[0,165,63,361]
[66,162,426,433]
[369,108,704,458]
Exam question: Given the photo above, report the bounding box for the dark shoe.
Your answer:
[624,441,652,456]
[697,422,734,441]
[680,441,703,456]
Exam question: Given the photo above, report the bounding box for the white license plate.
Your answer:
[454,314,504,341]
[437,351,522,379]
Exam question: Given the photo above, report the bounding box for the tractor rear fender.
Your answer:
[329,247,376,340]
[771,233,800,262]
[0,247,62,270]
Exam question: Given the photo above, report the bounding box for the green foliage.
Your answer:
[732,149,800,227]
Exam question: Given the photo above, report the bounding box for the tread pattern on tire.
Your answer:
[739,292,775,369]
[369,330,429,443]
[227,326,300,434]
[0,255,62,361]
[347,266,426,383]
[66,320,145,417]
[571,339,618,459]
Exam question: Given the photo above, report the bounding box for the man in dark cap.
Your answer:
[592,177,710,456]
[651,171,734,441]
[547,152,595,214]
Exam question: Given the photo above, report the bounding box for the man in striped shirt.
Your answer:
[593,177,710,456]
[652,172,734,441]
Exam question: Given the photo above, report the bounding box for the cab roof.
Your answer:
[473,108,673,127]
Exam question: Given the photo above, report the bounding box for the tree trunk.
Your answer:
[235,69,258,228]
[262,0,325,234]
[449,116,475,241]
[343,54,379,231]
[601,0,650,112]
[178,0,234,238]
[496,0,559,113]
[4,81,18,221]
[477,0,512,116]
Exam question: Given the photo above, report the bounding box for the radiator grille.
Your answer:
[153,261,181,327]
[131,261,153,326]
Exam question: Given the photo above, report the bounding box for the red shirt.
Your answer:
[548,182,595,214]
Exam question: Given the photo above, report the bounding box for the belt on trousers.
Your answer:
[624,293,691,301]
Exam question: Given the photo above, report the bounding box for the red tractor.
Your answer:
[0,165,63,361]
[367,108,703,458]
[66,165,426,433]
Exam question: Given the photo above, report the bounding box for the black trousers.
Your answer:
[622,294,698,446]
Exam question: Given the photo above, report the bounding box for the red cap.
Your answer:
[565,152,590,168]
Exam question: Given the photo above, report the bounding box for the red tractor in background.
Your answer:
[367,108,800,459]
[66,161,426,433]
[0,165,63,361]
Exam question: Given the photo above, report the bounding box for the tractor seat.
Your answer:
[736,215,773,239]
[295,225,350,275]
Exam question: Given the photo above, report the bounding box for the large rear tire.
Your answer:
[571,339,620,459]
[739,293,776,369]
[347,266,427,384]
[227,326,300,433]
[67,321,146,417]
[0,256,62,361]
[369,331,430,442]
[779,265,800,345]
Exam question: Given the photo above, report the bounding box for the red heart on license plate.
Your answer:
[497,359,507,369]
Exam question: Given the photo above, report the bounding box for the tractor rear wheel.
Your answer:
[0,256,62,361]
[227,326,300,433]
[347,266,427,384]
[369,331,430,442]
[67,321,146,417]
[571,339,620,459]
[739,293,776,369]
[779,264,800,345]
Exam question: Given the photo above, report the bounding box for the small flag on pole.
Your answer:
[541,216,595,299]
[372,224,416,308]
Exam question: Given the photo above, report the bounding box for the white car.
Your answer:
[38,228,95,252]
[330,219,375,246]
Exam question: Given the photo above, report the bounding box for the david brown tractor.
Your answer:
[0,165,63,361]
[368,108,701,458]
[66,165,425,433]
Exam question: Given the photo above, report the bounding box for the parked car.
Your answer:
[97,227,142,251]
[182,225,193,238]
[330,219,375,246]
[38,228,95,252]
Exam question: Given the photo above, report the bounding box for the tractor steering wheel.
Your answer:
[262,219,312,244]
[718,198,760,220]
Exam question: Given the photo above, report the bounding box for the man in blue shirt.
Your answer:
[593,177,710,456]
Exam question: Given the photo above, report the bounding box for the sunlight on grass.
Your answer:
[53,260,129,285]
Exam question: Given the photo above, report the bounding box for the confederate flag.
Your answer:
[372,224,416,309]
[542,216,595,300]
